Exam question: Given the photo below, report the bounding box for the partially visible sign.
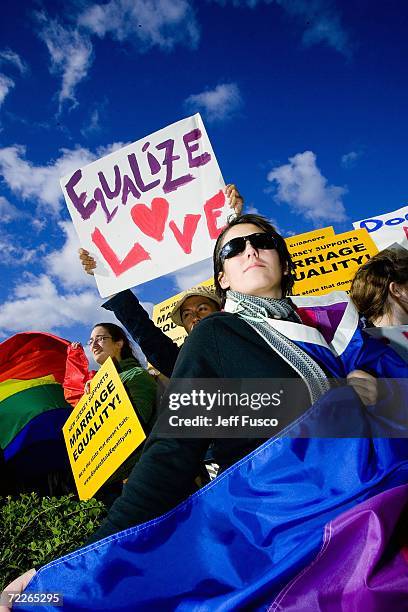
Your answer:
[63,357,145,500]
[61,114,229,297]
[152,278,214,346]
[285,226,335,253]
[353,205,408,251]
[292,229,379,296]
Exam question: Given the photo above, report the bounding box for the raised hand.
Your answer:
[226,184,244,216]
[78,248,97,276]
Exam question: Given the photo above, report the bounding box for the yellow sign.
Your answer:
[152,278,215,346]
[285,226,335,254]
[292,229,379,296]
[63,357,146,500]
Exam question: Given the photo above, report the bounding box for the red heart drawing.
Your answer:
[131,198,169,242]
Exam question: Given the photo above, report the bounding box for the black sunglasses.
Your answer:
[219,232,278,262]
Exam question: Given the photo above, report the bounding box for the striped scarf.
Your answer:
[225,290,330,403]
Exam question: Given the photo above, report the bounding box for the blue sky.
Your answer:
[0,0,407,355]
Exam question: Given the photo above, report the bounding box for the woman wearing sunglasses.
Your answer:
[88,214,380,541]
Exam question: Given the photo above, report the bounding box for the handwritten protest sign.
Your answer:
[353,205,408,251]
[152,278,214,347]
[63,357,145,500]
[285,226,335,251]
[60,114,229,297]
[292,229,378,296]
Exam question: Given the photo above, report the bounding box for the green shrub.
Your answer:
[0,493,106,590]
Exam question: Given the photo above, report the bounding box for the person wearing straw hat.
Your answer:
[169,286,221,334]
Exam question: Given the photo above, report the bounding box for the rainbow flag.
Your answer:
[269,484,408,610]
[0,332,89,489]
[20,387,408,610]
[19,296,408,610]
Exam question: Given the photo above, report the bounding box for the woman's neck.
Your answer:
[249,289,283,299]
[372,302,408,327]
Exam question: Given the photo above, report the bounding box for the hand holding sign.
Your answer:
[225,183,244,216]
[79,248,96,275]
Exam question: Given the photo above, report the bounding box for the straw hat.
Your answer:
[170,286,221,327]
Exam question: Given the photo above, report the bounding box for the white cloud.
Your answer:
[96,141,132,156]
[31,218,47,232]
[213,0,351,57]
[0,74,14,107]
[0,270,157,369]
[173,258,213,291]
[0,145,95,215]
[78,0,199,50]
[184,83,243,123]
[0,196,21,222]
[44,221,95,290]
[0,236,38,266]
[37,15,93,108]
[341,150,362,168]
[0,142,132,217]
[0,274,104,337]
[291,0,351,58]
[37,2,198,110]
[141,301,154,317]
[267,150,347,223]
[81,108,101,137]
[0,49,28,75]
[246,203,260,215]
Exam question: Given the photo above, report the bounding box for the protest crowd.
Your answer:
[1,117,408,611]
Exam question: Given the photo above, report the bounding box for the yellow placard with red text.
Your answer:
[63,357,146,500]
[291,229,379,296]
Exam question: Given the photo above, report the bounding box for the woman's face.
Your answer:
[89,325,123,366]
[218,223,284,298]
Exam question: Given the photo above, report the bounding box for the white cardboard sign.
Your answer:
[60,114,228,297]
[353,205,408,251]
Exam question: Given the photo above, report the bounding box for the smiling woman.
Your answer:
[88,323,133,366]
[82,322,157,495]
[86,323,157,428]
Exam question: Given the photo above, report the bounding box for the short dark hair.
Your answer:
[213,213,295,304]
[350,248,408,323]
[92,322,139,363]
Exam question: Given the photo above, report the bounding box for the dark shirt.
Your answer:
[102,290,180,377]
[88,312,311,543]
